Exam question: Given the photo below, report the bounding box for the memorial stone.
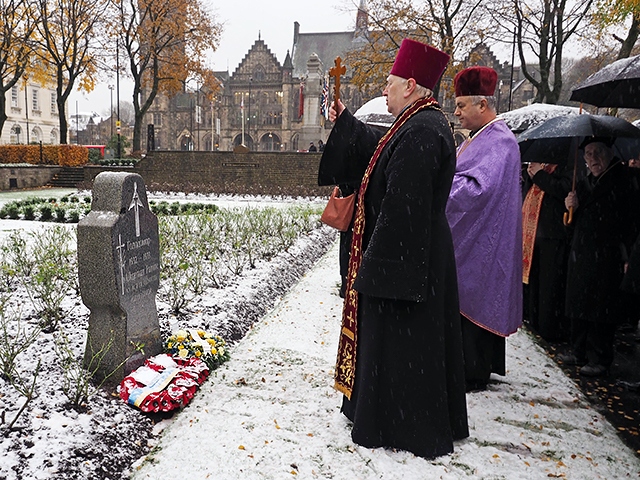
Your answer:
[77,172,162,384]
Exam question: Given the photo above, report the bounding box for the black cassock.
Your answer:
[523,164,574,342]
[319,107,469,458]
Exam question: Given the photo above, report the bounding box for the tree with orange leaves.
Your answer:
[33,0,108,144]
[0,0,39,140]
[112,0,222,153]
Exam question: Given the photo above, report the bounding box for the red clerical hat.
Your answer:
[454,66,498,97]
[389,39,450,90]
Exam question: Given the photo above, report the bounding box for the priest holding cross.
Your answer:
[319,39,469,459]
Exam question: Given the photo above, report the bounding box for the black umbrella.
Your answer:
[498,103,581,133]
[570,54,640,108]
[517,114,640,164]
[516,114,640,224]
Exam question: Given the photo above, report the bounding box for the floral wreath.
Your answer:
[164,329,231,371]
[119,330,230,412]
[119,354,209,413]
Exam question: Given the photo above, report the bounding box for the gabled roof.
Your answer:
[232,39,282,78]
[292,31,359,77]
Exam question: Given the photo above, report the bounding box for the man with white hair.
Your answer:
[562,137,640,376]
[320,38,469,459]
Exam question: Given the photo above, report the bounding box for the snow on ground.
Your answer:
[131,242,640,480]
[0,189,333,480]
[1,189,639,479]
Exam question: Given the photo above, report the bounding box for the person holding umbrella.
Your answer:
[560,137,640,376]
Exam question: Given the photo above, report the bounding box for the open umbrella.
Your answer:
[517,113,640,223]
[517,114,640,164]
[498,103,582,133]
[354,96,394,128]
[570,54,640,108]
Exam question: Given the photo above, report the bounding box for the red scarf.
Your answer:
[334,97,441,399]
[522,164,557,284]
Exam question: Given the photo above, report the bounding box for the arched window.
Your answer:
[10,124,22,144]
[31,127,42,143]
[50,128,59,144]
[233,134,253,150]
[253,65,266,81]
[180,135,194,151]
[260,133,281,151]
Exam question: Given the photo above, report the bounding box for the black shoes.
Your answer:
[556,353,587,366]
[579,363,609,377]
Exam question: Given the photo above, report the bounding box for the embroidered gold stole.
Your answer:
[334,97,441,399]
[522,164,557,284]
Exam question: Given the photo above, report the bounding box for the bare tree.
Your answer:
[0,0,38,139]
[112,0,221,154]
[345,0,486,98]
[486,0,595,104]
[33,0,108,144]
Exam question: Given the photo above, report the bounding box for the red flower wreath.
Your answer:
[119,354,209,412]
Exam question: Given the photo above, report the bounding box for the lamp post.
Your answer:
[24,79,30,144]
[248,77,252,149]
[108,84,114,139]
[116,40,121,158]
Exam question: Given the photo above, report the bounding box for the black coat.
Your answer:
[523,164,574,240]
[323,107,468,458]
[522,164,574,341]
[565,161,640,323]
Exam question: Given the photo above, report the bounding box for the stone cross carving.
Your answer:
[78,172,162,384]
[129,182,144,237]
[329,56,346,103]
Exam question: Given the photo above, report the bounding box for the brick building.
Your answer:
[142,1,373,152]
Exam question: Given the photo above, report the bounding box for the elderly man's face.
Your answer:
[584,142,614,177]
[383,75,407,117]
[454,96,484,131]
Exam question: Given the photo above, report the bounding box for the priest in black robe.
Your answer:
[320,38,468,459]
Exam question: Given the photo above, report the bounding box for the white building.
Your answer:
[1,79,61,145]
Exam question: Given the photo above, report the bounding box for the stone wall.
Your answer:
[134,151,326,195]
[0,165,61,190]
[1,151,330,196]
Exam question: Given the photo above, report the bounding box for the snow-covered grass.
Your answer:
[0,192,334,480]
[129,242,640,480]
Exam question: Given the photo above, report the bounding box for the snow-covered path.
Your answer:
[130,242,640,480]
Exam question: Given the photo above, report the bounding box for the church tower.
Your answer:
[355,0,369,38]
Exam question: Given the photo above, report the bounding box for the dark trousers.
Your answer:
[570,318,616,367]
[527,239,570,342]
[461,316,506,389]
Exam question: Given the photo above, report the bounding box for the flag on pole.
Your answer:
[320,76,329,120]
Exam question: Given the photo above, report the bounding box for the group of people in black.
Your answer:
[523,138,640,384]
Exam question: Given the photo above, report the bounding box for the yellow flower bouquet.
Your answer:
[164,329,230,370]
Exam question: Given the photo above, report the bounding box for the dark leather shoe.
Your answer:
[617,380,640,392]
[579,363,608,377]
[556,353,587,366]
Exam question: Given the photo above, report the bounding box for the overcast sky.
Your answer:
[69,0,357,116]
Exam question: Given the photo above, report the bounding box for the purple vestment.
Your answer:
[446,119,523,337]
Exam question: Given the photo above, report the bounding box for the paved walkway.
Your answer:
[130,242,640,480]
